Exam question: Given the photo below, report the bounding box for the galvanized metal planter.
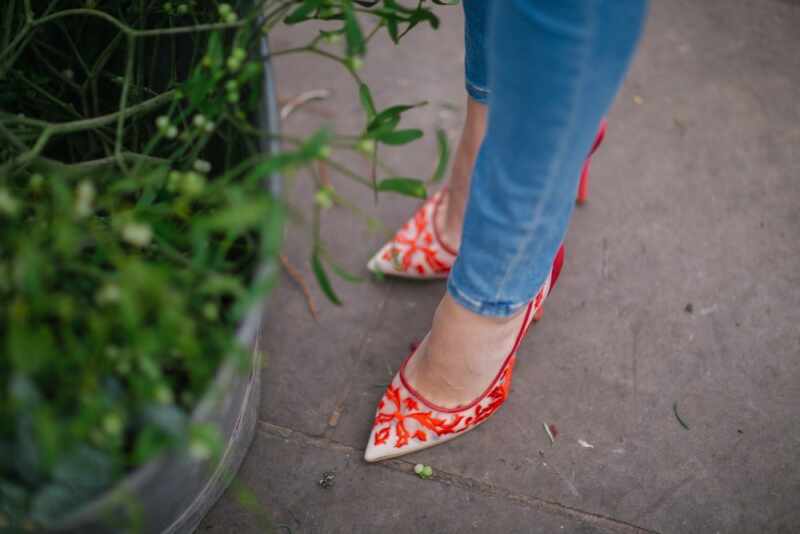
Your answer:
[45,36,281,534]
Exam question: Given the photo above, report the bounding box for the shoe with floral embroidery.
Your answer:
[366,189,457,279]
[367,120,606,280]
[363,245,565,462]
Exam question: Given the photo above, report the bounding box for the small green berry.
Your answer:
[217,3,232,15]
[225,80,238,92]
[156,115,170,130]
[96,283,121,305]
[317,145,332,159]
[167,170,182,191]
[226,57,241,72]
[193,159,211,173]
[193,114,207,128]
[165,125,178,139]
[356,139,376,154]
[122,223,152,247]
[226,91,240,103]
[176,3,188,14]
[0,189,19,217]
[181,171,206,196]
[346,56,364,71]
[154,384,173,404]
[189,437,213,461]
[103,413,123,436]
[314,187,334,209]
[202,302,218,321]
[202,55,213,68]
[29,173,44,192]
[75,180,96,218]
[122,223,151,248]
[422,465,433,477]
[203,121,216,133]
[232,47,246,61]
[414,464,424,475]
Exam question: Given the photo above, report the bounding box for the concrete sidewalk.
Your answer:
[201,1,800,532]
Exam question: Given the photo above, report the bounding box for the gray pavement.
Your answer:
[200,1,800,532]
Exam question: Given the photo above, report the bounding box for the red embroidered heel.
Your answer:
[576,119,608,205]
[363,245,566,462]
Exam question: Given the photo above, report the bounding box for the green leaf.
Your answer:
[409,7,440,29]
[386,17,399,43]
[377,178,427,199]
[206,32,224,67]
[376,128,424,145]
[197,198,273,233]
[323,253,365,283]
[367,103,425,133]
[430,128,450,182]
[284,0,323,24]
[343,1,366,57]
[359,83,376,121]
[311,250,341,305]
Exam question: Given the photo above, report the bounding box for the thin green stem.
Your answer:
[31,9,248,37]
[324,158,374,188]
[15,72,83,120]
[116,34,137,171]
[364,21,382,44]
[1,90,174,172]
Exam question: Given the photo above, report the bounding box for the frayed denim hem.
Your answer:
[466,81,489,104]
[447,277,529,318]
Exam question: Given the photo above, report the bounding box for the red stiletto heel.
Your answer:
[576,119,608,205]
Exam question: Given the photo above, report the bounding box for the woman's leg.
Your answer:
[406,0,649,407]
[435,97,486,251]
[434,0,490,251]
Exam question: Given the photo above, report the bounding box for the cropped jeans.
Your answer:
[448,0,649,317]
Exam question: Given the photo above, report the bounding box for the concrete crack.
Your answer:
[258,420,662,534]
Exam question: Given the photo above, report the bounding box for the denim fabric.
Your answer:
[450,0,648,317]
[463,0,490,103]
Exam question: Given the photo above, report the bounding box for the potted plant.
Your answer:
[0,0,451,531]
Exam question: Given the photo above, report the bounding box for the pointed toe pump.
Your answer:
[364,245,566,462]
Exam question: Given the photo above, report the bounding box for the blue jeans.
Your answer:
[448,0,649,317]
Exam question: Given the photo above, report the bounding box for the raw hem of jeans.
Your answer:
[465,81,489,104]
[447,279,529,318]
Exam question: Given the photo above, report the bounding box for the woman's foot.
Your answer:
[403,293,526,408]
[363,246,564,461]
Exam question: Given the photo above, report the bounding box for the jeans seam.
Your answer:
[490,1,598,304]
[466,81,489,94]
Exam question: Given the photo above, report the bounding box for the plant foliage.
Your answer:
[0,0,453,527]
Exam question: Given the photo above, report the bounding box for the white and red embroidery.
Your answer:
[367,190,457,279]
[369,353,516,452]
